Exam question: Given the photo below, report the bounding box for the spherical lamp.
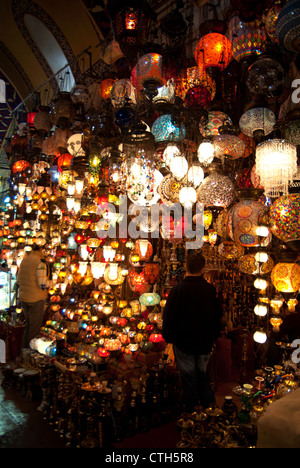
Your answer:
[197,165,235,208]
[229,15,267,63]
[271,263,300,294]
[151,114,186,143]
[269,194,300,249]
[239,107,276,139]
[195,33,232,71]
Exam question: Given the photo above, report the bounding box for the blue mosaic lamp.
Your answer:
[151,114,186,143]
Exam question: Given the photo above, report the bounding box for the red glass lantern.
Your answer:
[149,333,164,343]
[27,112,37,128]
[143,263,160,285]
[57,153,73,172]
[184,85,212,108]
[195,33,232,71]
[128,268,150,294]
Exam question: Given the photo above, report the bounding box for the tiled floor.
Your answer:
[0,363,241,449]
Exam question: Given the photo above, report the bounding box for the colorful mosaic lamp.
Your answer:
[276,0,300,53]
[228,15,267,63]
[269,194,300,250]
[271,263,300,294]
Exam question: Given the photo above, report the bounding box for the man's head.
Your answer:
[186,252,206,276]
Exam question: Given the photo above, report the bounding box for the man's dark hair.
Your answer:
[186,252,206,275]
[32,244,42,251]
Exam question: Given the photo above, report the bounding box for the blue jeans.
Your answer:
[173,345,215,412]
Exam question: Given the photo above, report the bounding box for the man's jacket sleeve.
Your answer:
[162,286,180,344]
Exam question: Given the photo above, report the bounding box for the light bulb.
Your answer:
[254,278,268,290]
[254,304,268,317]
[170,155,188,180]
[255,251,269,263]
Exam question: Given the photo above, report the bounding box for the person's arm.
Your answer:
[162,285,180,344]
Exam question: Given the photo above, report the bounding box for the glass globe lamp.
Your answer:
[254,304,268,317]
[276,0,300,53]
[271,263,300,293]
[187,165,204,187]
[194,33,232,71]
[179,186,197,209]
[199,111,232,138]
[269,194,300,247]
[239,108,276,139]
[197,166,235,208]
[170,155,188,180]
[197,141,215,166]
[151,114,186,143]
[139,293,161,307]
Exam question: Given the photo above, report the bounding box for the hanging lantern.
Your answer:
[213,133,246,160]
[276,0,300,53]
[12,160,31,175]
[143,263,160,285]
[135,53,164,99]
[112,2,152,46]
[227,189,267,247]
[135,239,153,261]
[110,78,136,108]
[139,293,161,307]
[170,155,189,180]
[57,153,73,172]
[197,140,215,167]
[128,268,150,294]
[184,85,212,108]
[194,33,232,71]
[50,92,76,129]
[218,241,245,260]
[264,3,282,43]
[99,78,117,100]
[179,186,197,209]
[246,57,285,98]
[151,114,186,143]
[67,133,86,157]
[238,253,274,275]
[239,107,276,140]
[197,164,235,208]
[228,15,267,63]
[269,194,300,249]
[271,263,300,294]
[33,107,51,133]
[199,111,232,138]
[255,139,297,198]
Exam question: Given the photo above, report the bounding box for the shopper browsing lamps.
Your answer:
[17,244,50,348]
[162,252,223,412]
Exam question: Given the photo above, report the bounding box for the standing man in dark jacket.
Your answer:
[162,252,223,412]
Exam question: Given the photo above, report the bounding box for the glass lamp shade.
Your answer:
[33,107,51,133]
[246,57,284,97]
[254,278,268,290]
[135,239,153,260]
[218,241,245,260]
[158,174,183,206]
[12,160,31,174]
[199,111,232,138]
[67,133,86,157]
[227,198,268,247]
[99,78,117,100]
[90,262,106,279]
[162,144,181,167]
[139,293,161,307]
[194,33,232,71]
[239,108,276,139]
[170,155,188,180]
[213,134,246,160]
[57,153,73,172]
[255,139,297,198]
[187,165,204,187]
[143,263,160,285]
[184,85,212,108]
[197,169,235,208]
[110,79,136,108]
[238,253,274,275]
[151,114,186,143]
[269,194,300,244]
[128,268,149,294]
[176,66,216,102]
[229,16,267,62]
[179,186,197,209]
[135,53,164,91]
[127,167,163,207]
[276,0,300,53]
[271,263,300,293]
[153,79,175,104]
[197,141,215,166]
[283,119,300,146]
[264,4,282,43]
